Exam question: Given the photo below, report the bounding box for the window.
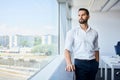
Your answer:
[0,0,58,80]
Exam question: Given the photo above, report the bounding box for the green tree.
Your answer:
[20,40,29,47]
[31,44,57,56]
[0,44,2,49]
[34,37,42,46]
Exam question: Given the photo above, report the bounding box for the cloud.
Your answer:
[28,25,58,36]
[0,24,58,36]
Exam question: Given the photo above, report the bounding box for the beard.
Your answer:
[79,19,88,24]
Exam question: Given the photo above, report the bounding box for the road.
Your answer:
[0,68,31,80]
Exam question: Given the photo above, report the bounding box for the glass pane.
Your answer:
[0,0,58,80]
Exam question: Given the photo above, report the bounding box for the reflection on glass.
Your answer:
[0,0,58,80]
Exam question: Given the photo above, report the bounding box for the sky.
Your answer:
[0,0,58,36]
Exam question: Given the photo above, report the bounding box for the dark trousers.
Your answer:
[74,59,99,80]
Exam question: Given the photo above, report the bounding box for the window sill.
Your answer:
[28,55,74,80]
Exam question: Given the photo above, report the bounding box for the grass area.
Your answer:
[0,52,51,61]
[0,52,55,68]
[0,52,56,80]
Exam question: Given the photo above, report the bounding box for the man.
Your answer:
[64,8,99,80]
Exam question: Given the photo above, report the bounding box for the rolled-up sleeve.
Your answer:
[94,33,100,51]
[64,30,74,53]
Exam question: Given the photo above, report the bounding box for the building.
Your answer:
[41,34,57,45]
[0,35,9,48]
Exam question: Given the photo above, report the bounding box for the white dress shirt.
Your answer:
[65,26,99,60]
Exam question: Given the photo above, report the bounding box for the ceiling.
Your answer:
[71,0,120,12]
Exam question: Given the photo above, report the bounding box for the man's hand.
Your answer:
[65,64,75,72]
[95,51,99,62]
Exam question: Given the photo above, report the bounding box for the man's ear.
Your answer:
[88,15,90,19]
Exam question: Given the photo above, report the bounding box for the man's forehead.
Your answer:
[78,11,86,14]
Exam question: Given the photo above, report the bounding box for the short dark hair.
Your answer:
[78,8,89,15]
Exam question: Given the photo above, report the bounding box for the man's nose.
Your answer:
[79,16,82,19]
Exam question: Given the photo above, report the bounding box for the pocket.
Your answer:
[74,37,83,45]
[94,60,99,67]
[95,60,99,64]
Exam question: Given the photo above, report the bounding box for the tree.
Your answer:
[20,40,29,47]
[31,44,57,56]
[34,37,42,46]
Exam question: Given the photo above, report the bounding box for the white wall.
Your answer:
[90,11,120,56]
[72,8,120,56]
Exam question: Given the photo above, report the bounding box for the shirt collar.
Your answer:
[86,26,91,32]
[79,25,91,32]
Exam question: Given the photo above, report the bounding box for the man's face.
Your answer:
[78,10,89,24]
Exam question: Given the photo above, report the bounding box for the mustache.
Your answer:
[79,19,87,24]
[79,19,84,20]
